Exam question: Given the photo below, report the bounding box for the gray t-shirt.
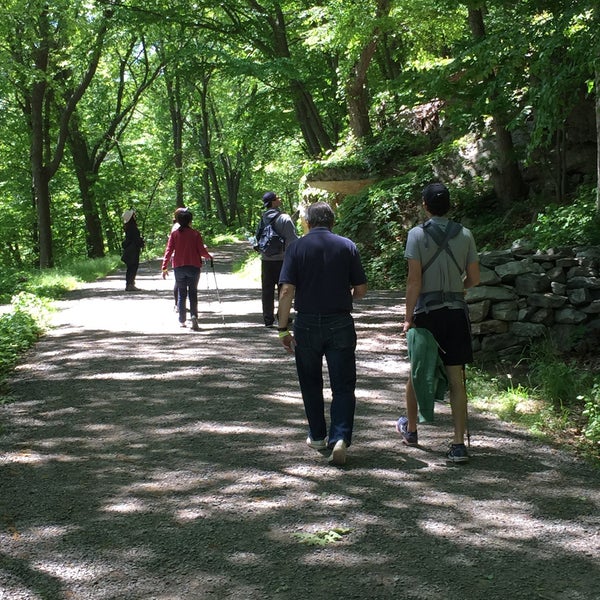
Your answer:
[404,216,478,313]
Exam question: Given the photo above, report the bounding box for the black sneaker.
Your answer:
[446,443,469,463]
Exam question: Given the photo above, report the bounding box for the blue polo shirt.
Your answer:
[279,227,367,314]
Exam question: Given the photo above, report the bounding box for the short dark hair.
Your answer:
[175,208,193,227]
[422,183,450,216]
[306,202,335,229]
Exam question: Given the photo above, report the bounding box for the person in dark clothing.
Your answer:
[121,209,145,292]
[278,202,368,466]
[161,208,213,331]
[255,191,299,326]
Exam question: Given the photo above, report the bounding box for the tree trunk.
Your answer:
[68,117,105,257]
[467,6,528,205]
[345,0,391,141]
[596,67,600,216]
[165,71,185,208]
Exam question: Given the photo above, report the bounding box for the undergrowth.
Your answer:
[0,293,51,395]
[468,345,600,463]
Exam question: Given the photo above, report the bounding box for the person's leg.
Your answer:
[323,315,357,447]
[261,260,281,325]
[174,268,187,324]
[405,376,419,432]
[188,267,201,318]
[445,365,467,444]
[125,261,138,289]
[293,316,327,441]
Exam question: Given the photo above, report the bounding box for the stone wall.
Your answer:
[466,244,600,361]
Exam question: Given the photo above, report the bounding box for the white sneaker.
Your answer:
[306,436,327,450]
[329,439,347,466]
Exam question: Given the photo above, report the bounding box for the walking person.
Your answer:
[277,202,368,466]
[161,207,213,331]
[398,183,480,462]
[121,209,144,292]
[255,191,299,327]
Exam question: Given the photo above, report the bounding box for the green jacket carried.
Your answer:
[407,327,448,423]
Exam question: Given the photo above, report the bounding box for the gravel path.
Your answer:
[1,242,599,600]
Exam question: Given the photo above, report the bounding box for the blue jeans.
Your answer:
[174,266,201,323]
[293,312,357,447]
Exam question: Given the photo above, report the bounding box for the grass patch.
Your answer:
[467,354,600,462]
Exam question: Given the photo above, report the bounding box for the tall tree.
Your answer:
[4,1,112,267]
[68,37,163,257]
[465,2,528,205]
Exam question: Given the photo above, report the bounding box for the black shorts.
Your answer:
[414,307,473,366]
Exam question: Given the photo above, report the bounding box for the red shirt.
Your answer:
[161,226,212,270]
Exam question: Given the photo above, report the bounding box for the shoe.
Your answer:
[328,439,347,466]
[396,417,418,446]
[446,443,469,463]
[191,316,200,331]
[306,436,327,450]
[180,322,187,328]
[125,285,141,292]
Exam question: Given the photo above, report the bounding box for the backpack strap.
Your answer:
[420,220,463,275]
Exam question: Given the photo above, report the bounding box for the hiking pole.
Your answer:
[463,367,471,448]
[210,260,221,304]
[210,260,225,324]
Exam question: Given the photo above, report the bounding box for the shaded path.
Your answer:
[1,242,599,600]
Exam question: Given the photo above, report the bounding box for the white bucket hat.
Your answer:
[122,209,135,224]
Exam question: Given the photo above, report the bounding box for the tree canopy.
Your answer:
[0,0,598,271]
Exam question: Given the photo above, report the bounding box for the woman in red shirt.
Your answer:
[161,208,213,330]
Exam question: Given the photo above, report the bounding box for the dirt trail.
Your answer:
[1,242,599,600]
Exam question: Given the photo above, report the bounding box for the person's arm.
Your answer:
[403,258,422,333]
[352,283,368,300]
[196,232,213,262]
[464,261,480,289]
[161,234,174,277]
[279,214,299,244]
[277,283,296,353]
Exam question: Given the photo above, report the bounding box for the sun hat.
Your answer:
[122,209,135,224]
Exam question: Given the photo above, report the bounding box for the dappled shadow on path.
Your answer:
[1,243,599,600]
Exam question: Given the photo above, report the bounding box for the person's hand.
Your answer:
[280,332,297,354]
[162,269,168,280]
[402,320,413,334]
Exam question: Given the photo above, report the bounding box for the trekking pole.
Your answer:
[463,367,471,448]
[210,260,221,304]
[210,260,225,324]
[204,266,212,308]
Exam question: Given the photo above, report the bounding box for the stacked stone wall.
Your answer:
[466,244,600,360]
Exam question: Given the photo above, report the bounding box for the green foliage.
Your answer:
[518,185,600,249]
[469,338,600,461]
[582,385,600,445]
[0,257,122,303]
[293,527,352,546]
[0,293,49,393]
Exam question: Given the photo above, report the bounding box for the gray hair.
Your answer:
[306,202,335,229]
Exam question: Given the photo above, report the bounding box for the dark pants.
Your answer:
[174,266,201,323]
[261,259,283,325]
[125,261,139,287]
[293,312,357,447]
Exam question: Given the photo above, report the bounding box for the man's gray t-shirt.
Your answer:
[404,216,478,313]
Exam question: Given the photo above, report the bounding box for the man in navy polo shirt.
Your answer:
[277,202,368,466]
